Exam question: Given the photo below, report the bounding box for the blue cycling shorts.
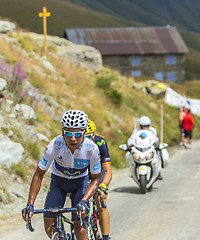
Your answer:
[44,173,89,219]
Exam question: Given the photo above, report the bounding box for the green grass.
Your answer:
[1,30,200,170]
[11,163,26,179]
[0,0,138,37]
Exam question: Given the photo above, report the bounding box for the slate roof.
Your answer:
[64,26,188,55]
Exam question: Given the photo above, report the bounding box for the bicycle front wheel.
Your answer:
[51,232,60,240]
[87,224,95,240]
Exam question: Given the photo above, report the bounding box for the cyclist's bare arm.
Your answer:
[102,164,112,186]
[82,172,101,202]
[22,166,47,221]
[28,166,47,204]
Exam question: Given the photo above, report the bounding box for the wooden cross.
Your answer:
[39,6,51,52]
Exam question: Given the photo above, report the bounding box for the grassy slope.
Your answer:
[1,1,200,80]
[0,30,200,169]
[0,0,141,37]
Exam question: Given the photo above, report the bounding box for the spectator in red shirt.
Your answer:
[179,105,187,146]
[181,109,195,149]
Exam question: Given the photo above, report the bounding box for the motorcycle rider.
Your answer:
[128,116,158,146]
[127,116,163,180]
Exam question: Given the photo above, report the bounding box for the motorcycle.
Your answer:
[119,129,169,194]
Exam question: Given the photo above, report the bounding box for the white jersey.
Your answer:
[39,135,101,179]
[127,127,159,145]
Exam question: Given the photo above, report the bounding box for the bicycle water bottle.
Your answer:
[66,233,72,240]
[90,215,97,234]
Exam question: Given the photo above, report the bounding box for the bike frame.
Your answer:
[87,193,107,240]
[26,207,79,240]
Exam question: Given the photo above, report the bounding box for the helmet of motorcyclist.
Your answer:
[139,116,151,128]
[86,119,96,134]
[61,110,89,130]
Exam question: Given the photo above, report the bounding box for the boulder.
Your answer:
[58,44,103,74]
[132,82,144,90]
[27,32,102,74]
[0,135,24,167]
[0,78,7,91]
[0,20,16,33]
[0,113,4,130]
[15,104,37,119]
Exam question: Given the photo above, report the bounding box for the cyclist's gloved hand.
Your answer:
[76,200,89,218]
[97,183,109,198]
[22,204,34,221]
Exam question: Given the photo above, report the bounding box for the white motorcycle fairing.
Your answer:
[120,129,163,193]
[129,145,161,189]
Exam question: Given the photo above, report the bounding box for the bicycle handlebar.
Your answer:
[33,207,77,215]
[25,207,87,232]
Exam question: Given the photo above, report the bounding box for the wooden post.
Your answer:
[39,6,51,52]
[161,104,163,143]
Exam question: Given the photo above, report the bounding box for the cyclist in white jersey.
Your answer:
[22,110,101,240]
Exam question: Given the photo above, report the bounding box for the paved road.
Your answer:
[109,141,200,240]
[0,141,200,240]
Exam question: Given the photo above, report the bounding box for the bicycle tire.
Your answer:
[94,221,103,240]
[87,224,95,240]
[51,232,60,240]
[71,224,76,240]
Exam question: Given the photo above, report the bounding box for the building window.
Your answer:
[167,72,176,81]
[131,71,141,77]
[166,55,176,65]
[132,57,141,65]
[155,72,163,80]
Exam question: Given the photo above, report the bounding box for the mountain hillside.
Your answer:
[0,0,141,37]
[0,23,200,233]
[0,24,200,168]
[2,0,200,79]
[68,0,200,33]
[2,0,200,35]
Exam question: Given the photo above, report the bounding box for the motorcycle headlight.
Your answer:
[139,158,146,162]
[133,153,140,160]
[146,152,154,160]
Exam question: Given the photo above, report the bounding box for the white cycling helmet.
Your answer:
[139,116,151,126]
[61,110,89,130]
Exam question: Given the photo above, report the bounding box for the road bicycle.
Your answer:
[87,193,107,240]
[26,205,83,240]
[25,193,106,240]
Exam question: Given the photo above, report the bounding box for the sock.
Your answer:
[103,235,109,240]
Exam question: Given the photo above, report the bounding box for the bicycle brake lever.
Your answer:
[26,214,35,232]
[98,195,107,209]
[82,218,88,229]
[78,208,83,227]
[77,206,88,229]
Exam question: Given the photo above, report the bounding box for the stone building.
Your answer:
[64,26,188,82]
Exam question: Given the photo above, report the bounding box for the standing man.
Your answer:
[86,120,112,240]
[182,108,195,149]
[22,110,101,240]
